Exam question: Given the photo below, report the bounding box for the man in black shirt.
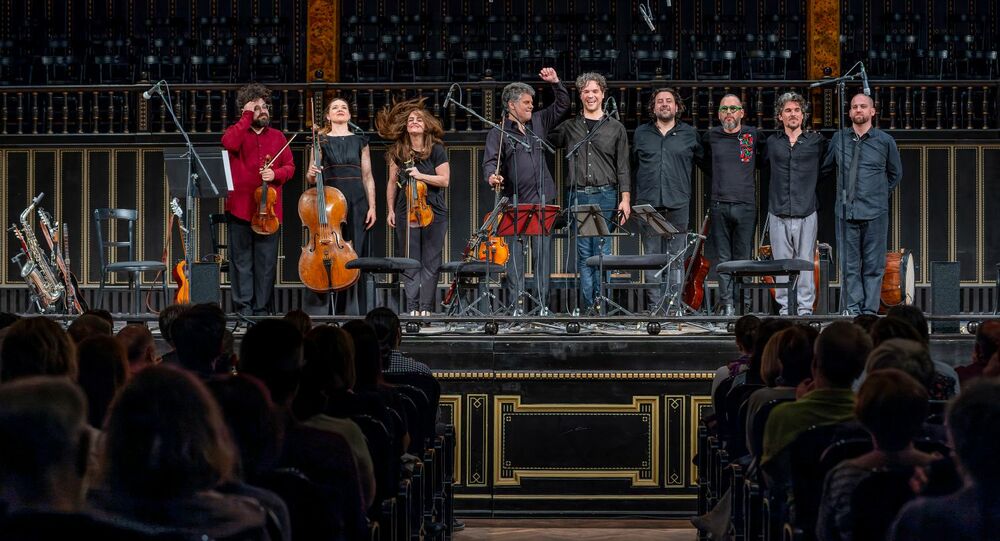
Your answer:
[631,88,704,308]
[822,93,903,315]
[550,72,630,311]
[765,92,830,315]
[702,95,766,315]
[483,68,569,314]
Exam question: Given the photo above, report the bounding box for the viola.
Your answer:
[404,158,434,228]
[681,212,711,311]
[251,152,280,235]
[298,101,360,292]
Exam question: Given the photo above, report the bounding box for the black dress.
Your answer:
[302,133,371,315]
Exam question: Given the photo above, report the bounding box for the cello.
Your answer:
[298,98,360,292]
[681,212,711,310]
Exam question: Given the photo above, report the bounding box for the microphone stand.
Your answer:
[152,83,219,290]
[519,119,557,316]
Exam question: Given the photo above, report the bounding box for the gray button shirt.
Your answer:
[822,127,903,220]
[550,114,631,193]
[631,121,704,209]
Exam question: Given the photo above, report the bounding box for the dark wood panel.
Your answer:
[86,150,112,284]
[60,150,85,284]
[984,148,1000,279]
[924,148,951,272]
[5,151,30,286]
[954,148,979,281]
[142,150,167,267]
[897,147,923,282]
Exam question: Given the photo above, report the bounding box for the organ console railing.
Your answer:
[0,80,996,136]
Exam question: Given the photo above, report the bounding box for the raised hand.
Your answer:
[539,67,559,83]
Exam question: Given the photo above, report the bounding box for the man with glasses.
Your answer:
[766,92,830,315]
[631,88,704,309]
[222,83,295,316]
[701,95,767,315]
[822,93,902,315]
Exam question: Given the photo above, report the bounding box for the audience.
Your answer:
[282,309,312,336]
[88,365,272,539]
[169,303,227,377]
[0,313,21,352]
[888,379,1000,540]
[366,307,433,377]
[870,316,959,399]
[851,314,879,333]
[66,314,112,344]
[114,324,157,376]
[156,303,188,365]
[0,377,151,539]
[710,315,759,396]
[0,317,77,383]
[816,369,938,541]
[954,319,1000,384]
[863,339,935,391]
[75,335,128,429]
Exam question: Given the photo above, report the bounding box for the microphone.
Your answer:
[142,80,165,100]
[443,83,457,107]
[639,3,656,31]
[860,63,871,96]
[348,120,364,133]
[607,96,619,120]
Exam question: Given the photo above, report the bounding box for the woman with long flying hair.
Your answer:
[303,97,377,315]
[376,98,450,316]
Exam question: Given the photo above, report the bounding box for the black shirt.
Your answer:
[549,114,631,192]
[393,143,448,216]
[631,120,704,209]
[766,130,830,217]
[701,125,766,205]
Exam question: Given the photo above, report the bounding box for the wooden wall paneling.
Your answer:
[60,150,85,289]
[86,150,111,285]
[5,151,30,288]
[924,147,951,280]
[983,148,1000,285]
[897,146,924,283]
[954,147,979,282]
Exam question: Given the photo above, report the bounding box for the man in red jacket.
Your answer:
[221,83,295,315]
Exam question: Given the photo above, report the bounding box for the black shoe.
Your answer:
[452,518,465,532]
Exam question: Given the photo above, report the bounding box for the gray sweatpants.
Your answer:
[768,212,817,315]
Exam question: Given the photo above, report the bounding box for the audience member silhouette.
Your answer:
[0,317,77,383]
[75,335,128,429]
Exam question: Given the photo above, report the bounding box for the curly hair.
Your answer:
[647,87,686,117]
[375,97,444,165]
[235,82,271,110]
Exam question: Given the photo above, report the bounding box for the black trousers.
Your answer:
[640,205,690,307]
[709,200,756,306]
[227,214,279,315]
[393,210,448,313]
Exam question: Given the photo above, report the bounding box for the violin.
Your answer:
[681,212,711,310]
[403,157,434,228]
[298,99,360,292]
[251,153,280,235]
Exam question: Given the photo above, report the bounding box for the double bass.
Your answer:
[298,98,360,292]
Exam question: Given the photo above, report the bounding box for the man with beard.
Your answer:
[631,88,704,309]
[550,72,631,312]
[822,93,902,315]
[701,94,767,315]
[483,67,569,314]
[221,83,295,315]
[766,92,830,315]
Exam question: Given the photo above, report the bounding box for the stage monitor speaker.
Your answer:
[189,262,221,305]
[930,261,960,333]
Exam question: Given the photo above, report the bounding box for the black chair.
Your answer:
[92,208,169,314]
[849,468,917,541]
[716,259,815,315]
[438,260,505,316]
[345,257,420,312]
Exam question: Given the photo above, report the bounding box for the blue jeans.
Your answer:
[570,186,617,309]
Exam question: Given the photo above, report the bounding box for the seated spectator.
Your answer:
[0,317,77,383]
[852,314,879,333]
[746,325,817,460]
[76,335,128,429]
[366,307,433,377]
[885,306,962,391]
[168,303,226,378]
[82,309,114,327]
[295,325,376,508]
[115,324,158,376]
[0,377,150,540]
[954,319,1000,384]
[816,369,939,541]
[156,304,188,365]
[862,339,936,395]
[239,319,368,538]
[710,314,759,396]
[87,365,271,539]
[343,320,410,455]
[66,314,112,345]
[0,312,21,351]
[207,375,291,541]
[283,309,312,336]
[762,321,871,467]
[889,379,1000,540]
[871,316,958,398]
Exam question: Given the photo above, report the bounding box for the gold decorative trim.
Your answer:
[439,394,462,486]
[664,395,686,488]
[486,494,697,500]
[493,396,660,488]
[465,393,488,487]
[433,370,716,381]
[689,396,712,486]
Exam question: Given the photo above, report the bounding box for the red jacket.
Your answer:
[221,110,296,222]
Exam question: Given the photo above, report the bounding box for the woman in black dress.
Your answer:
[303,97,377,315]
[376,98,450,316]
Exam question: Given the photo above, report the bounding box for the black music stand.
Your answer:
[573,204,630,316]
[631,204,683,315]
[497,203,559,316]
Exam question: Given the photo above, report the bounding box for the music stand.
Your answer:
[573,204,630,316]
[497,203,559,315]
[631,204,681,315]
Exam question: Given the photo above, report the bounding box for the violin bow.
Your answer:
[262,133,299,170]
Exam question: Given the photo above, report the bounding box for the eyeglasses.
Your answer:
[718,105,743,113]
